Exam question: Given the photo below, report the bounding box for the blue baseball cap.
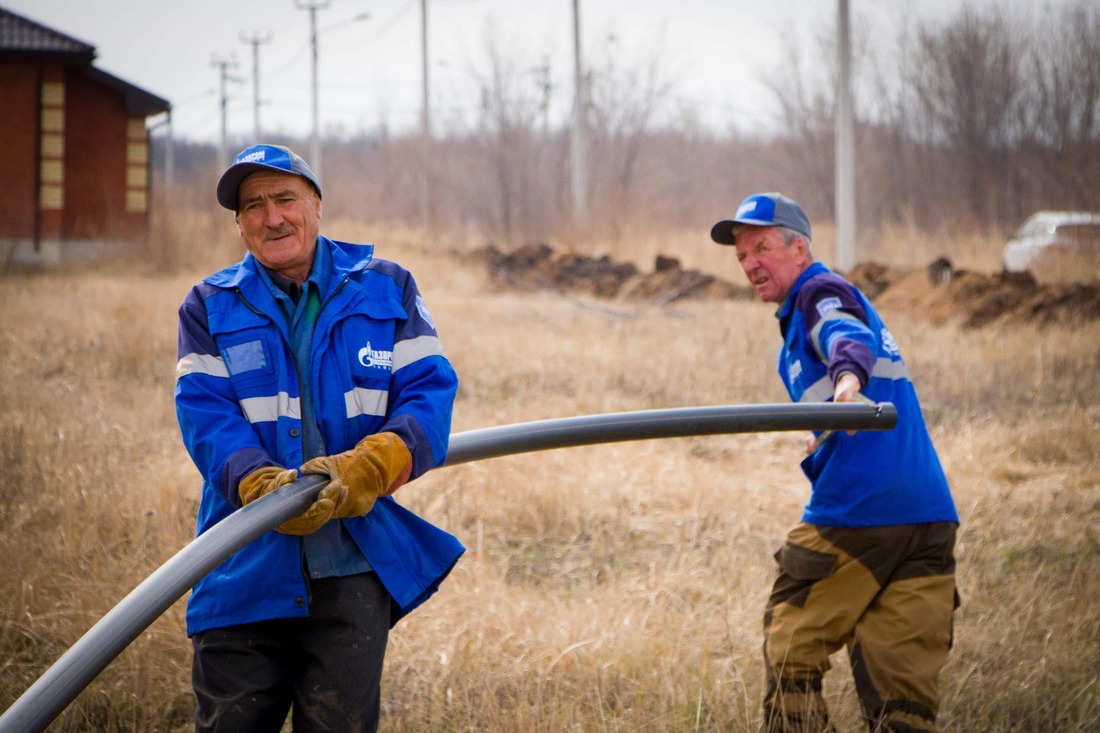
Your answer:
[216,144,322,211]
[710,192,811,245]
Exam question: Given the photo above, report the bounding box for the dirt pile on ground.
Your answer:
[475,243,1100,326]
[478,243,747,304]
[851,260,1100,327]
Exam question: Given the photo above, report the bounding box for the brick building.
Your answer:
[0,6,170,264]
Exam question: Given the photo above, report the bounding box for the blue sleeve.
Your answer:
[796,276,876,389]
[174,286,282,507]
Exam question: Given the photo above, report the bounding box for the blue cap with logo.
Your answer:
[216,144,322,211]
[710,192,811,245]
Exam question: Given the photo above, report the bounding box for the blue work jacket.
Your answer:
[778,262,958,527]
[175,238,463,636]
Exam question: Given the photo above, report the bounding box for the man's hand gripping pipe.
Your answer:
[809,393,881,453]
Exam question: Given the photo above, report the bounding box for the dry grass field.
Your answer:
[1,213,1098,731]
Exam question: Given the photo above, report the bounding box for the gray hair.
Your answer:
[778,226,814,259]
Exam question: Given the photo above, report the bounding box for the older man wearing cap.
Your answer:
[175,143,462,732]
[711,193,959,733]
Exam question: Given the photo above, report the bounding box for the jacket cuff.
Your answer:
[220,447,284,508]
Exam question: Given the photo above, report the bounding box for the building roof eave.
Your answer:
[82,66,171,117]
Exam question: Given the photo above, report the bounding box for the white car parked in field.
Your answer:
[1002,210,1100,272]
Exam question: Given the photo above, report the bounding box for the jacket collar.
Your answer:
[204,236,376,295]
[776,261,831,320]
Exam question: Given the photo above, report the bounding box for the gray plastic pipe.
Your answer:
[0,401,895,732]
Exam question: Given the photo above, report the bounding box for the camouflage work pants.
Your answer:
[762,522,958,733]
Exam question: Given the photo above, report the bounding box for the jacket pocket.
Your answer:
[215,329,280,395]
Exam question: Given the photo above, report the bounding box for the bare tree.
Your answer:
[465,23,553,242]
[585,32,676,236]
[1026,1,1100,211]
[906,9,1026,222]
[759,21,846,221]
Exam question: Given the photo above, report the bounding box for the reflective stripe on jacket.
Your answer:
[175,237,463,636]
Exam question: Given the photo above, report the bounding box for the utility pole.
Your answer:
[570,0,587,228]
[534,58,552,138]
[296,0,331,176]
[164,110,174,196]
[211,56,240,167]
[835,0,856,272]
[241,31,272,142]
[420,0,432,232]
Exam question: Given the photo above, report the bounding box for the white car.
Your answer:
[1002,211,1100,272]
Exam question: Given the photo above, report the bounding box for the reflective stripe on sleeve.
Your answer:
[392,334,446,372]
[809,310,863,363]
[176,352,229,381]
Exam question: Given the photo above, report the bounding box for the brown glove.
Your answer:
[299,432,413,520]
[238,466,297,506]
[238,465,336,536]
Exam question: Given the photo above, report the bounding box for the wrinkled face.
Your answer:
[733,226,810,303]
[236,170,322,284]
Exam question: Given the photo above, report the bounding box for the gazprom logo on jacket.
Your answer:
[358,342,393,370]
[881,327,901,356]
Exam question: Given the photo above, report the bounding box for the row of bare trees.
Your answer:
[157,1,1100,247]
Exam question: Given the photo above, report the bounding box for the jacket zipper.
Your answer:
[234,287,318,607]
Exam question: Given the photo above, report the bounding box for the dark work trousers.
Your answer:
[192,572,392,733]
[762,522,959,733]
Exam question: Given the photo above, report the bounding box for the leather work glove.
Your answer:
[238,465,337,536]
[238,466,298,506]
[299,432,413,521]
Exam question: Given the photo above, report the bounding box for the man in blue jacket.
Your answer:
[710,193,959,733]
[175,143,463,732]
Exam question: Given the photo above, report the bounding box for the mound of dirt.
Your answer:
[858,260,1100,327]
[479,243,747,303]
[476,244,1100,326]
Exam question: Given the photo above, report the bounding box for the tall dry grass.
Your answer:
[1,213,1098,731]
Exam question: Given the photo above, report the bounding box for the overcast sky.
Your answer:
[3,0,1063,145]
